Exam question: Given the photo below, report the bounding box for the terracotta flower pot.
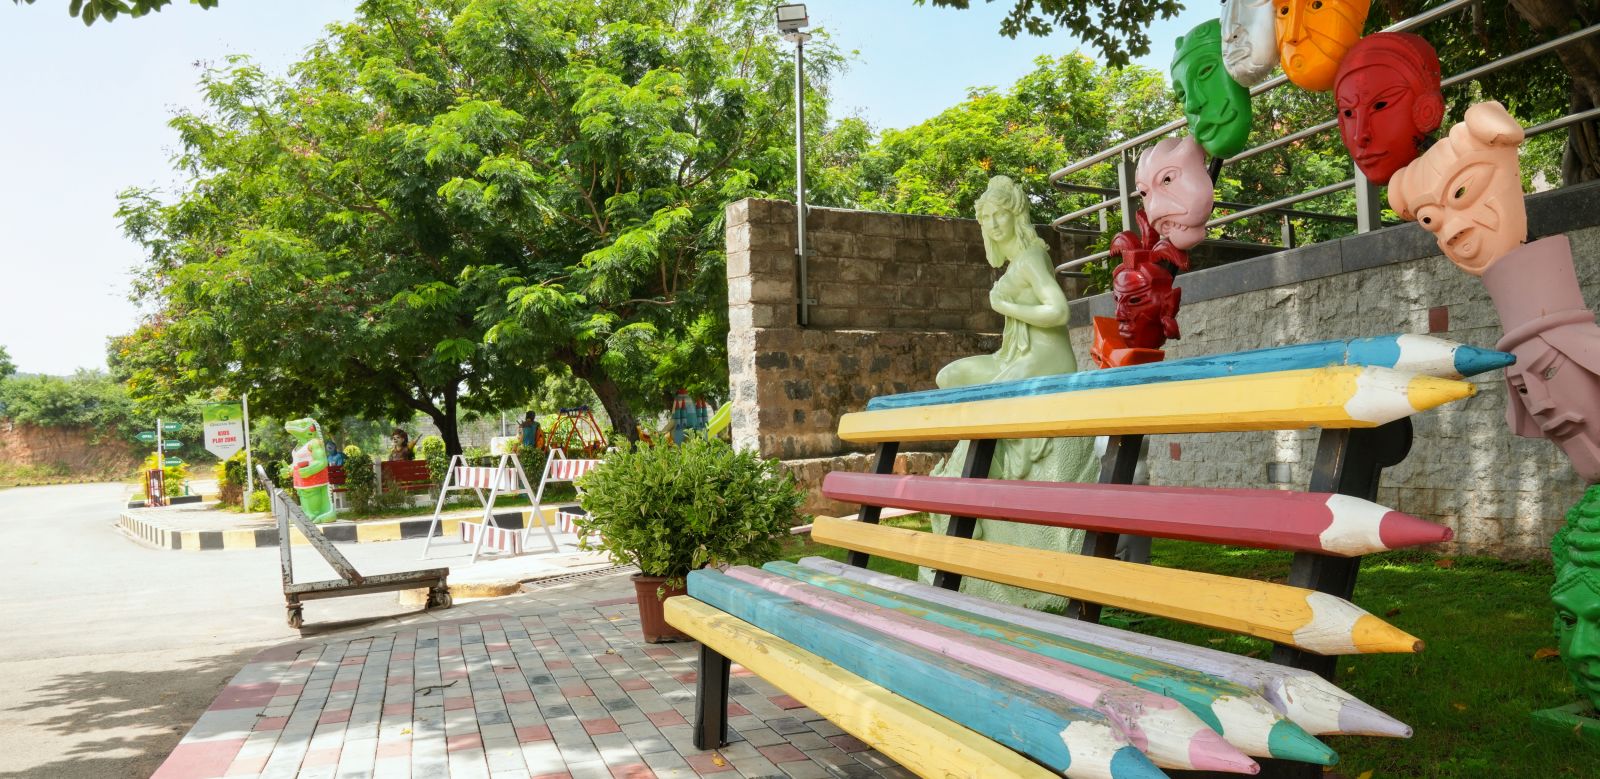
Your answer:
[632,574,691,643]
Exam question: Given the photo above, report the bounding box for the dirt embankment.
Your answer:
[0,421,141,483]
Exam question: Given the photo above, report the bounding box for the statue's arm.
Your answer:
[991,252,1070,328]
[302,439,329,477]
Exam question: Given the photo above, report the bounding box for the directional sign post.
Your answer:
[136,431,158,444]
[162,440,182,451]
[164,457,184,467]
[161,421,182,434]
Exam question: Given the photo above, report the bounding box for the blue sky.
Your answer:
[0,0,1213,376]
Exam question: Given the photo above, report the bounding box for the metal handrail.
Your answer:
[1046,0,1476,185]
[1053,103,1593,272]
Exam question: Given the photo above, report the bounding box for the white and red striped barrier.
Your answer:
[546,457,602,482]
[460,521,522,554]
[452,465,517,491]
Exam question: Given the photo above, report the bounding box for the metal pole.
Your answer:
[242,394,254,502]
[1354,167,1382,233]
[790,31,812,326]
[1115,149,1137,232]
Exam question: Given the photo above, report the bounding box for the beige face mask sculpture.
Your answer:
[1391,101,1600,480]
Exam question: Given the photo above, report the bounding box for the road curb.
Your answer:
[116,505,580,551]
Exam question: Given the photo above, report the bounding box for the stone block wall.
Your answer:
[726,198,1087,513]
[1065,182,1600,560]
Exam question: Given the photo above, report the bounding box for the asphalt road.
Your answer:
[0,482,443,778]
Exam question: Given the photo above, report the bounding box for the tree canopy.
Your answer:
[916,0,1183,67]
[0,346,14,380]
[13,0,216,25]
[116,0,836,455]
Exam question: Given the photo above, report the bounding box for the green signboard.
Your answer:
[163,457,184,467]
[161,421,182,434]
[136,431,158,443]
[162,440,182,451]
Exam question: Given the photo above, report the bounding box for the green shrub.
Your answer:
[575,435,805,583]
[342,444,363,460]
[215,450,253,506]
[246,490,270,512]
[141,453,188,499]
[344,450,377,513]
[416,435,448,486]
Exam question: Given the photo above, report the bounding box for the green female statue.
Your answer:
[924,176,1099,609]
[286,417,337,524]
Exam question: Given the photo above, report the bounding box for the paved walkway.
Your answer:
[153,571,909,779]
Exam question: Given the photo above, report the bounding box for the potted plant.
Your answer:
[575,434,805,642]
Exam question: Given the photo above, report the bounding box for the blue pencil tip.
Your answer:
[1109,745,1168,779]
[1453,345,1517,378]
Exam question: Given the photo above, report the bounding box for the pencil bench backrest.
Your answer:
[823,350,1489,663]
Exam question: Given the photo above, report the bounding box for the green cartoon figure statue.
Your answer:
[286,418,337,524]
[1551,487,1600,715]
[1173,19,1254,159]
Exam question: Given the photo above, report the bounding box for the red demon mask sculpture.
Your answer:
[1112,211,1188,350]
[1335,32,1444,184]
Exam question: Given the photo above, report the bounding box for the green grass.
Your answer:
[775,520,1597,777]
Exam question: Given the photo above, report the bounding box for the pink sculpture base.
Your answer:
[1481,235,1600,482]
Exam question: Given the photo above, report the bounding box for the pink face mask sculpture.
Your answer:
[1334,32,1444,185]
[1390,101,1600,482]
[1136,137,1215,251]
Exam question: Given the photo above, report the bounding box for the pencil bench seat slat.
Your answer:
[836,365,1474,444]
[810,516,1422,655]
[863,334,1512,411]
[821,472,1455,557]
[661,597,1064,779]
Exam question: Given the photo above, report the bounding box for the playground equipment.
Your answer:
[544,406,608,458]
[707,401,731,438]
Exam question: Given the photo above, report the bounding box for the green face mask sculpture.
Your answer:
[1552,485,1600,711]
[1173,19,1255,160]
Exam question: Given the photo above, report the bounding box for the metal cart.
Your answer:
[260,467,451,629]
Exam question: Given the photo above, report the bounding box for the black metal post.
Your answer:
[932,439,998,591]
[1070,434,1144,622]
[692,644,732,750]
[846,441,900,569]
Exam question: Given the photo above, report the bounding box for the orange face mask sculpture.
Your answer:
[1275,0,1370,92]
[1334,32,1444,184]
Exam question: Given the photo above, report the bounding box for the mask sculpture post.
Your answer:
[286,418,338,524]
[1275,0,1370,92]
[1222,0,1280,87]
[1136,136,1216,250]
[1173,19,1254,160]
[927,175,1100,609]
[1091,211,1189,369]
[1390,101,1600,727]
[1334,32,1444,184]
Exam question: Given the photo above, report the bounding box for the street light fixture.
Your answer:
[775,4,814,325]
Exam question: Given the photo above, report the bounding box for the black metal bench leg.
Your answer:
[693,644,732,750]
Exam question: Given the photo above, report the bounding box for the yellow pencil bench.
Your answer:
[666,338,1501,779]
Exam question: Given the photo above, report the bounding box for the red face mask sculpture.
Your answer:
[1112,211,1188,350]
[1334,33,1444,184]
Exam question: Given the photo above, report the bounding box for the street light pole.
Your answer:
[776,4,812,327]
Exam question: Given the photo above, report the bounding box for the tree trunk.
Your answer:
[1510,0,1600,184]
[588,373,641,444]
[440,383,462,457]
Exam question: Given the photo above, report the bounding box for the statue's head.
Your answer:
[285,418,321,441]
[1173,20,1254,159]
[975,175,1047,268]
[1112,262,1180,349]
[1335,33,1443,184]
[1274,0,1370,92]
[1552,490,1600,710]
[1137,137,1215,250]
[1222,0,1279,87]
[1388,101,1527,275]
[1502,330,1600,484]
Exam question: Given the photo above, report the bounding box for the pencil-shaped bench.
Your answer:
[671,334,1501,779]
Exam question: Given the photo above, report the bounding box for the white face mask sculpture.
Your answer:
[1221,0,1279,87]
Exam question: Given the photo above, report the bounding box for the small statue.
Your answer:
[389,427,414,461]
[1551,488,1600,713]
[1275,0,1370,92]
[286,418,337,524]
[1136,137,1216,250]
[1335,33,1444,184]
[1172,19,1254,160]
[1390,102,1600,719]
[927,175,1100,609]
[1222,0,1279,87]
[1091,211,1188,369]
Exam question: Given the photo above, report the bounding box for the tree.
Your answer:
[117,0,837,454]
[0,346,14,379]
[928,0,1597,184]
[915,0,1184,67]
[13,0,217,25]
